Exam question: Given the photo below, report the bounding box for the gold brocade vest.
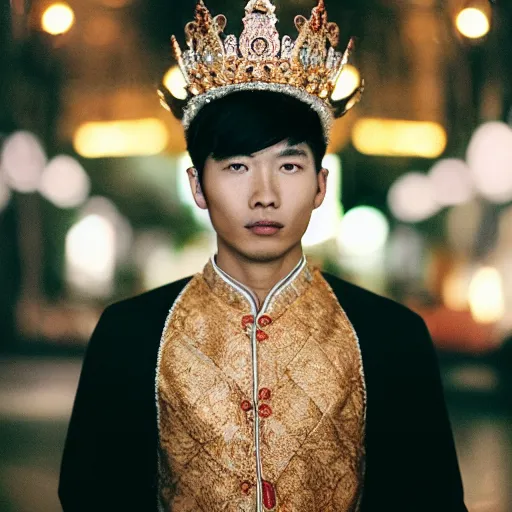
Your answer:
[156,256,366,512]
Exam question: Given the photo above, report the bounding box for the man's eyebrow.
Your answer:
[217,147,309,160]
[276,147,309,158]
[215,153,252,161]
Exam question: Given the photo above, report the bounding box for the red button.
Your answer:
[262,480,277,509]
[258,315,272,327]
[256,329,269,342]
[240,480,252,494]
[258,404,272,418]
[258,388,272,401]
[241,315,254,330]
[240,400,252,412]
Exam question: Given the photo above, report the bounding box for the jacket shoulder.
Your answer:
[82,276,194,371]
[104,275,193,320]
[321,271,424,328]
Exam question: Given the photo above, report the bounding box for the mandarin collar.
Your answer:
[201,254,314,320]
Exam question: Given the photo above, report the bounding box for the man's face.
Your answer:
[188,140,328,263]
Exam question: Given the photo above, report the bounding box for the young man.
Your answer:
[59,1,467,511]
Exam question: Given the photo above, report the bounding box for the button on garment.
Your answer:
[262,481,277,510]
[241,314,255,330]
[256,329,269,342]
[240,481,252,495]
[258,315,272,327]
[241,400,253,412]
[258,388,272,401]
[258,404,272,419]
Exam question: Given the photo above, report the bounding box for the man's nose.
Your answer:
[249,169,280,209]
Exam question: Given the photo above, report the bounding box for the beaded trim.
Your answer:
[182,82,334,142]
[155,280,194,512]
[322,278,367,423]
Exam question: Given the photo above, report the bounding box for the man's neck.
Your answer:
[215,244,303,309]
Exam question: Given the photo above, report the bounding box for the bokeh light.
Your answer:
[442,264,473,311]
[1,131,46,193]
[456,8,490,39]
[74,119,169,158]
[466,121,512,203]
[66,214,116,297]
[41,3,75,35]
[39,155,90,208]
[331,64,360,101]
[352,119,447,158]
[80,196,133,263]
[337,206,389,256]
[388,172,440,222]
[469,267,505,324]
[66,197,132,296]
[163,66,188,100]
[429,158,474,206]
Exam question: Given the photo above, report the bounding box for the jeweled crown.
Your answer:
[159,0,363,140]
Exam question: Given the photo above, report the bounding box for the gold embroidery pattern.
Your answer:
[157,264,366,511]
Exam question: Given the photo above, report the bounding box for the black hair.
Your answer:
[185,90,327,186]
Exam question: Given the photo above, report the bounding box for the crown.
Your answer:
[159,0,364,141]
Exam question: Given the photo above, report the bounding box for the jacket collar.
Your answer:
[202,254,314,320]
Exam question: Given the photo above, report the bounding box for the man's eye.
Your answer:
[282,163,301,172]
[228,163,247,172]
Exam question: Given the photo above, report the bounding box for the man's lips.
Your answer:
[245,221,284,235]
[245,221,284,228]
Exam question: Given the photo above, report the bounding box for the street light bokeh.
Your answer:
[163,66,188,100]
[73,119,169,158]
[39,155,90,209]
[1,131,47,193]
[456,7,490,39]
[331,64,361,101]
[41,3,75,36]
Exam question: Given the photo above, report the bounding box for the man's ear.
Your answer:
[187,167,207,210]
[314,168,328,209]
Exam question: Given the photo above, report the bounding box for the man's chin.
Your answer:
[232,242,300,264]
[216,232,302,264]
[240,251,285,264]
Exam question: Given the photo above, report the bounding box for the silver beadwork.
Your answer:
[182,82,334,142]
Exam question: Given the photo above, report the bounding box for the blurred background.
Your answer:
[1,0,511,510]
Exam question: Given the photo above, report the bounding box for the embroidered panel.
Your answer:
[156,262,365,512]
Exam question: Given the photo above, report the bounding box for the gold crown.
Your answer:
[159,0,364,140]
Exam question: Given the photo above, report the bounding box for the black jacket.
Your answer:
[59,273,467,511]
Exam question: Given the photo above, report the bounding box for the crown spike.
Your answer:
[171,35,190,85]
[245,0,276,15]
[194,0,214,32]
[310,0,328,32]
[341,36,355,66]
